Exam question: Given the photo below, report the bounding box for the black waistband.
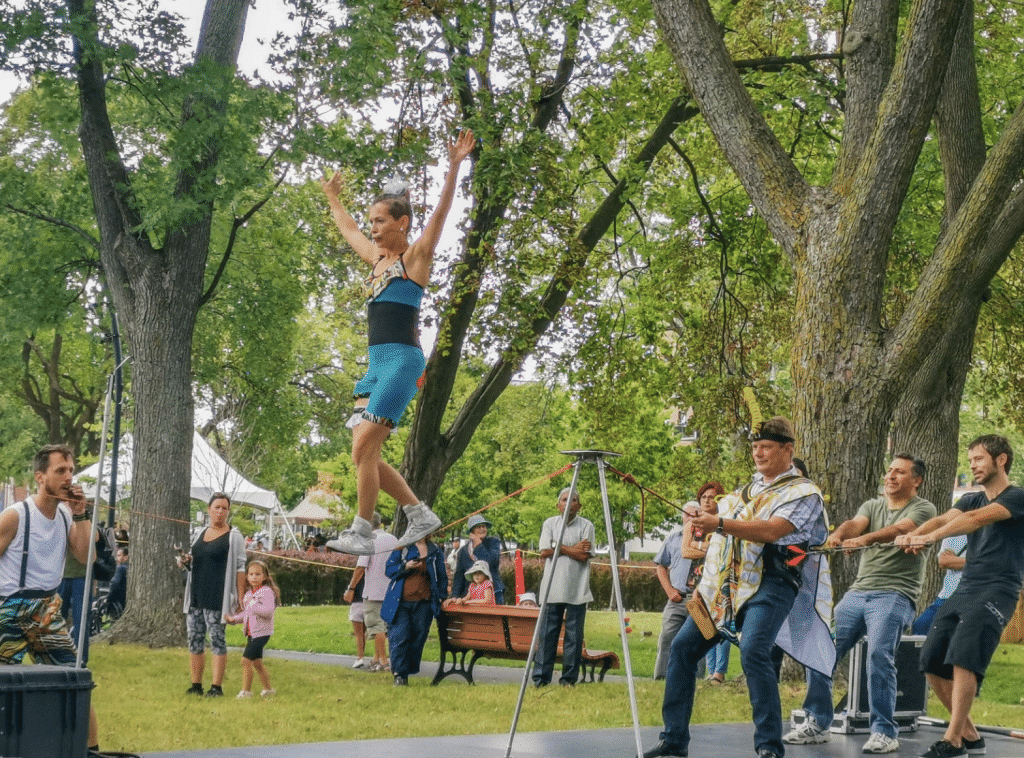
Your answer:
[368,301,420,347]
[761,543,805,593]
[1,588,58,602]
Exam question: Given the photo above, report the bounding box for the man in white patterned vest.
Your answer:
[638,417,834,758]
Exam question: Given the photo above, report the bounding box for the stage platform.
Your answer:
[144,723,1024,758]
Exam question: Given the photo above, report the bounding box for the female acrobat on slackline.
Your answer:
[320,128,475,554]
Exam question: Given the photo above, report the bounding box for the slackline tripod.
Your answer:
[505,450,643,758]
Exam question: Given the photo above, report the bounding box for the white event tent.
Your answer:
[78,431,299,548]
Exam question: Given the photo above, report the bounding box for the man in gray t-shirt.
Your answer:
[786,454,935,754]
[532,487,594,687]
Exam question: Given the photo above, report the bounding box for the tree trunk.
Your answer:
[18,334,101,458]
[70,0,250,645]
[888,303,976,609]
[110,259,200,645]
[652,0,1024,601]
[890,0,986,610]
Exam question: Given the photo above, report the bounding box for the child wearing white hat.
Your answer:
[444,559,495,606]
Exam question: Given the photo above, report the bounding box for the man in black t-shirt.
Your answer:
[896,434,1024,758]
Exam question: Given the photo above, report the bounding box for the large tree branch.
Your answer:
[165,0,249,273]
[831,0,900,186]
[438,96,700,467]
[531,2,584,132]
[69,0,146,322]
[199,171,288,307]
[836,0,963,261]
[933,0,985,233]
[889,1,987,505]
[3,205,100,249]
[885,102,1024,379]
[409,8,585,453]
[652,0,811,259]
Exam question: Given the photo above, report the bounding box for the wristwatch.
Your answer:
[715,517,724,535]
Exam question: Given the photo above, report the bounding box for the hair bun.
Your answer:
[382,177,410,196]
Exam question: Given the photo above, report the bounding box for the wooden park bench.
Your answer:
[431,604,620,686]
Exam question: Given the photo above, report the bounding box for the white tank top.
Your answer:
[0,497,71,597]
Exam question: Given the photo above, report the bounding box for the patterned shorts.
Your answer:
[0,593,77,666]
[187,607,227,655]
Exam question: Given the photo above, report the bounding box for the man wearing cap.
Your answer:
[533,487,595,688]
[638,417,833,758]
[450,514,505,604]
[653,501,704,680]
[786,453,935,754]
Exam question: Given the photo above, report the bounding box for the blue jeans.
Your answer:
[388,599,433,678]
[655,599,706,680]
[706,637,731,677]
[532,602,586,686]
[911,596,945,635]
[802,590,915,738]
[662,573,797,755]
[58,577,90,664]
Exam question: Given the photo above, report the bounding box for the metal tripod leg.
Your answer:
[504,450,643,758]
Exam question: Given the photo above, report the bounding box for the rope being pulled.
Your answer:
[168,461,576,569]
[440,462,573,535]
[607,464,688,543]
[100,459,691,571]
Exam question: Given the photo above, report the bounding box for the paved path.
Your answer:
[245,646,631,686]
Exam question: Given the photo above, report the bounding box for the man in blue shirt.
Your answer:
[638,417,832,758]
[653,501,702,680]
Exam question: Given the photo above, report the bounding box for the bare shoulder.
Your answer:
[0,506,20,531]
[0,506,21,550]
[402,239,434,279]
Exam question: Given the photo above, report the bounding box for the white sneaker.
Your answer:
[396,502,442,547]
[260,688,276,698]
[352,658,366,669]
[326,516,375,555]
[862,732,899,754]
[783,720,830,744]
[236,690,253,699]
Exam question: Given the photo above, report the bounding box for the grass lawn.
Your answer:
[84,608,1023,754]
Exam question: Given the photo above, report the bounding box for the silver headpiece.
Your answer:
[382,177,410,196]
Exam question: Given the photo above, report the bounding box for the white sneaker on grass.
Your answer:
[352,658,366,669]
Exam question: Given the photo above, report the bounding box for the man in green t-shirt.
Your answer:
[784,453,936,754]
